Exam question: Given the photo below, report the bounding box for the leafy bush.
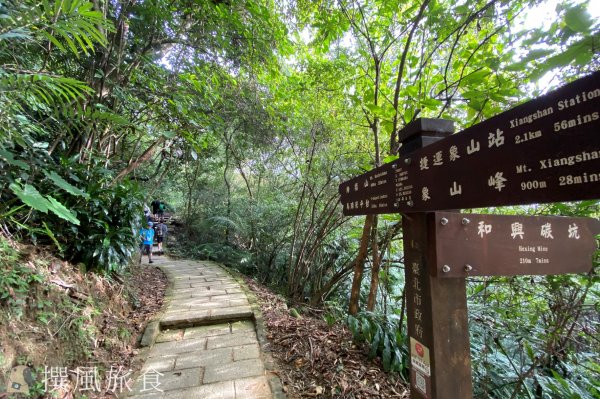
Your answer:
[61,159,144,272]
[170,227,253,272]
[346,312,408,376]
[1,147,144,273]
[469,271,600,398]
[0,0,142,273]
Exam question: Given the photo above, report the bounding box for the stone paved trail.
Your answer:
[126,257,282,399]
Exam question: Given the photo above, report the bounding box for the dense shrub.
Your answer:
[0,147,144,273]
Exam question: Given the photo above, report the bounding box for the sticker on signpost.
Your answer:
[410,337,431,376]
[415,371,427,395]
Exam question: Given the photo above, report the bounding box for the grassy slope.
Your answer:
[0,234,167,398]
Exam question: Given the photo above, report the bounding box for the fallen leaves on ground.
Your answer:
[244,277,409,399]
[126,262,168,334]
[114,262,168,367]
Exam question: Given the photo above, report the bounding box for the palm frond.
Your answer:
[38,0,113,55]
[1,71,92,105]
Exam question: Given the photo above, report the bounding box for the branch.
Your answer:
[390,0,430,153]
[113,136,165,182]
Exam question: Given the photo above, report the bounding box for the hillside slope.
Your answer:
[0,235,167,398]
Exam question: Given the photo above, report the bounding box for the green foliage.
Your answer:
[0,0,598,395]
[1,143,144,272]
[0,144,87,227]
[183,241,252,269]
[469,269,600,398]
[0,238,44,317]
[510,1,600,84]
[9,182,80,225]
[37,0,110,55]
[347,312,408,376]
[0,0,141,273]
[0,0,111,143]
[64,166,144,273]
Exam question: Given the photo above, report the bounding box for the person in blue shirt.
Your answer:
[139,221,155,264]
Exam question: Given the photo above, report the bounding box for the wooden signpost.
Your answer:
[339,71,600,399]
[432,212,600,278]
[340,71,600,215]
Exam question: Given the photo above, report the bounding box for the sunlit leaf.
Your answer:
[9,183,50,213]
[564,5,593,34]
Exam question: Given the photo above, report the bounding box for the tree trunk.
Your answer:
[113,137,165,182]
[185,156,201,220]
[348,214,374,315]
[287,129,318,298]
[366,215,380,311]
[224,145,231,242]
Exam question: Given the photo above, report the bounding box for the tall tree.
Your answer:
[302,0,558,313]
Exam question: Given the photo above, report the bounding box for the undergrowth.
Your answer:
[0,234,145,398]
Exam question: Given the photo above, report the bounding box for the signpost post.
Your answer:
[338,71,600,399]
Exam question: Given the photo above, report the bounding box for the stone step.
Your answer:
[126,258,283,399]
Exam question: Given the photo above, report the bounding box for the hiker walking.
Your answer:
[139,221,155,264]
[143,203,151,222]
[157,201,167,220]
[151,199,161,220]
[155,220,168,254]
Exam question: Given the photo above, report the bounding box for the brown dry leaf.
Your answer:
[244,276,409,398]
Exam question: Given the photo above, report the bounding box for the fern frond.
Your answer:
[7,0,115,58]
[208,216,243,231]
[1,72,92,106]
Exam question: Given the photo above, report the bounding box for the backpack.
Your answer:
[157,225,164,237]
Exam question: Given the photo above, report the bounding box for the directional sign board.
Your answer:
[431,212,600,278]
[340,71,600,215]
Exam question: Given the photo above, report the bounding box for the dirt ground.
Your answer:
[0,245,168,399]
[244,277,409,399]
